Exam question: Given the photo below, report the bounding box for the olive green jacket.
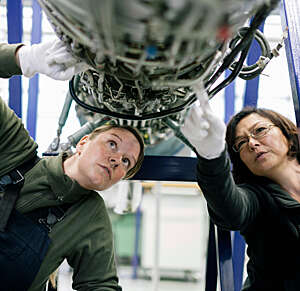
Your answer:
[0,44,122,291]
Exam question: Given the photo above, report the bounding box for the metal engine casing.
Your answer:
[38,0,274,152]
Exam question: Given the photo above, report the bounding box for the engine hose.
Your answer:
[208,37,252,98]
[68,76,197,121]
[205,19,259,89]
[229,27,272,80]
[205,1,277,91]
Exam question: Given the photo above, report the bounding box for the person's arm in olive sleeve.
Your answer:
[0,43,23,78]
[67,201,122,291]
[0,43,37,176]
[0,96,37,177]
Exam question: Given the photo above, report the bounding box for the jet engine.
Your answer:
[39,0,281,154]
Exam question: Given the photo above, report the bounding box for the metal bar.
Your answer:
[224,69,235,123]
[7,0,23,118]
[217,228,235,291]
[243,21,266,107]
[27,0,43,139]
[131,156,197,182]
[232,231,246,291]
[280,0,300,127]
[131,205,142,279]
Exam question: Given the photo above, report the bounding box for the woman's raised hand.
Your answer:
[181,83,226,159]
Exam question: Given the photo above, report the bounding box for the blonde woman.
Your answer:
[0,41,144,290]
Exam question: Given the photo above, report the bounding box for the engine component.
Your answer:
[39,0,280,152]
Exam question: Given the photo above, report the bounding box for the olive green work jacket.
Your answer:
[0,44,122,291]
[197,150,300,291]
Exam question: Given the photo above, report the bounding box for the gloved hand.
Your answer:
[181,83,226,159]
[17,39,89,80]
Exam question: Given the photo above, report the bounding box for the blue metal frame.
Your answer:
[243,21,266,107]
[281,0,300,127]
[7,0,23,118]
[228,20,267,291]
[224,69,235,123]
[217,228,234,291]
[131,155,198,182]
[27,0,43,139]
[232,231,246,291]
[218,70,242,291]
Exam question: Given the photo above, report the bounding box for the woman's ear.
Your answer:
[76,135,89,153]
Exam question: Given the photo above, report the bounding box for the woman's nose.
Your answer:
[109,154,122,166]
[247,136,260,151]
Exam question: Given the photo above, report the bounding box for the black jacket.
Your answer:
[197,150,300,291]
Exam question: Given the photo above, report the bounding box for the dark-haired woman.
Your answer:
[182,89,300,291]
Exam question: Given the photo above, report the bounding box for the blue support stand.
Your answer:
[228,20,267,291]
[224,63,245,291]
[7,0,23,118]
[217,228,234,291]
[232,231,246,291]
[281,0,300,127]
[222,76,237,291]
[132,205,142,279]
[27,0,43,139]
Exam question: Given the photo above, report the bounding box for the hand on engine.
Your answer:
[17,39,89,80]
[181,83,226,159]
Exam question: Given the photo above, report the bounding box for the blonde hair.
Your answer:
[49,269,58,288]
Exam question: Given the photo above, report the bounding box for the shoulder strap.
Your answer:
[0,155,41,231]
[26,204,73,233]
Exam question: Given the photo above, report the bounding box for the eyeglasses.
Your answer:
[233,123,276,152]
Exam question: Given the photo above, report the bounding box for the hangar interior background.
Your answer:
[0,1,298,291]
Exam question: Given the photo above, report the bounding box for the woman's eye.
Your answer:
[237,139,247,150]
[109,141,117,149]
[122,158,130,168]
[254,126,267,135]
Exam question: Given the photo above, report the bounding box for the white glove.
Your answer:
[181,83,226,159]
[18,39,89,80]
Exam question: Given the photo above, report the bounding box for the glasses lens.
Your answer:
[233,139,247,152]
[252,124,271,139]
[233,124,273,152]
